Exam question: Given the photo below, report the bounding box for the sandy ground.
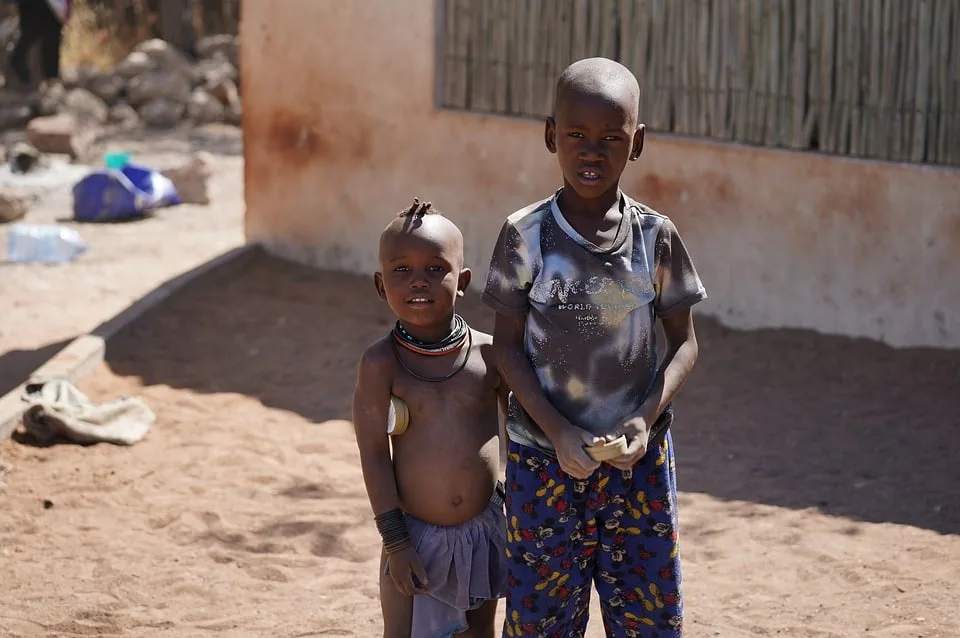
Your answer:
[1,251,958,638]
[0,124,245,397]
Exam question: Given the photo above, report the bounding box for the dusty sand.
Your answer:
[1,252,958,637]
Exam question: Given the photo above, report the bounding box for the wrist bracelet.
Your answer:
[375,508,411,554]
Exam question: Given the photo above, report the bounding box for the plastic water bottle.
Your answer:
[5,224,88,264]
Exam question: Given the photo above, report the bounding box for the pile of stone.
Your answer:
[0,36,233,221]
[55,34,242,129]
[17,34,240,160]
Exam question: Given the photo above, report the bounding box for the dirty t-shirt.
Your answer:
[482,190,707,453]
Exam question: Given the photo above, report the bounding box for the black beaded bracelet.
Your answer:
[375,508,411,554]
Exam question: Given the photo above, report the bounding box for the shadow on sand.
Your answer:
[94,251,960,535]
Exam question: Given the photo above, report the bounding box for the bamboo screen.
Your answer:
[438,0,960,166]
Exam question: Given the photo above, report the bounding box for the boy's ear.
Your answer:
[373,272,386,300]
[457,268,472,297]
[629,123,646,161]
[544,117,558,154]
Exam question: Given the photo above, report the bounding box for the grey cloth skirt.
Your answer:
[404,485,507,637]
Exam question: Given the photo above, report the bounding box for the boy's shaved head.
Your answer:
[554,57,641,125]
[546,57,646,202]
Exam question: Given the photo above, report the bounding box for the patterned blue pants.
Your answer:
[502,435,683,637]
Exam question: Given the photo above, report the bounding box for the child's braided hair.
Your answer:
[398,197,439,218]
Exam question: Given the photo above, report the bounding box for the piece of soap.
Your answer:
[585,435,628,462]
[387,395,409,436]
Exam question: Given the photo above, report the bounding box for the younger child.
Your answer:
[483,58,707,636]
[353,199,509,638]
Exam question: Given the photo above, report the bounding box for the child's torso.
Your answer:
[390,330,501,526]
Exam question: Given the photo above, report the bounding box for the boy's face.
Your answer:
[545,91,644,201]
[375,217,471,331]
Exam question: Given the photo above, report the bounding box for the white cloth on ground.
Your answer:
[21,377,154,445]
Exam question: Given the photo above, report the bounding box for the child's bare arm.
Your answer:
[352,344,402,516]
[611,308,699,470]
[644,308,699,419]
[492,314,565,439]
[495,363,511,476]
[353,343,429,596]
[496,366,511,415]
[493,312,601,479]
[642,216,704,421]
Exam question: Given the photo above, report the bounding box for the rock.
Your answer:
[160,152,213,205]
[0,188,34,223]
[196,34,238,65]
[208,75,242,126]
[59,66,81,89]
[134,38,194,75]
[26,113,97,159]
[36,80,65,116]
[126,70,191,107]
[86,73,125,105]
[226,101,242,126]
[109,102,140,127]
[6,142,45,174]
[44,39,243,132]
[208,76,240,106]
[0,104,34,131]
[62,87,109,124]
[187,88,225,124]
[113,51,156,80]
[193,55,237,88]
[139,98,185,129]
[60,64,97,90]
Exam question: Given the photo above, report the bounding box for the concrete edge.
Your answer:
[0,243,260,441]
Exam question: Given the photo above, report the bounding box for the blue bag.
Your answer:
[72,163,181,223]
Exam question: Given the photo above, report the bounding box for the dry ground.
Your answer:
[2,252,958,637]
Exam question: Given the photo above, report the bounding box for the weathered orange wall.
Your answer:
[240,0,960,349]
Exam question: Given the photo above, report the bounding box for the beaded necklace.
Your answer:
[391,315,472,383]
[392,315,468,356]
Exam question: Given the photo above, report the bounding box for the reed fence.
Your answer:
[439,0,960,166]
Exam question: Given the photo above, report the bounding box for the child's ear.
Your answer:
[544,117,558,154]
[629,123,645,161]
[373,272,387,300]
[457,268,472,297]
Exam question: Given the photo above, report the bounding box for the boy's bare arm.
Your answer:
[352,344,402,516]
[492,313,566,440]
[642,308,700,422]
[495,364,511,475]
[610,308,699,470]
[496,367,511,418]
[493,313,600,478]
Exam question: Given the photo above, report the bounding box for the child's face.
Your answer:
[546,91,643,201]
[375,218,470,330]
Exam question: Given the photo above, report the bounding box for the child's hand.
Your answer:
[385,546,429,596]
[555,425,602,479]
[609,415,651,471]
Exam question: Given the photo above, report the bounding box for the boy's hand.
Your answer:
[609,414,651,471]
[385,546,429,596]
[554,425,602,479]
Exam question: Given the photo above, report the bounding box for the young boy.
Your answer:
[483,58,707,636]
[353,199,509,638]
